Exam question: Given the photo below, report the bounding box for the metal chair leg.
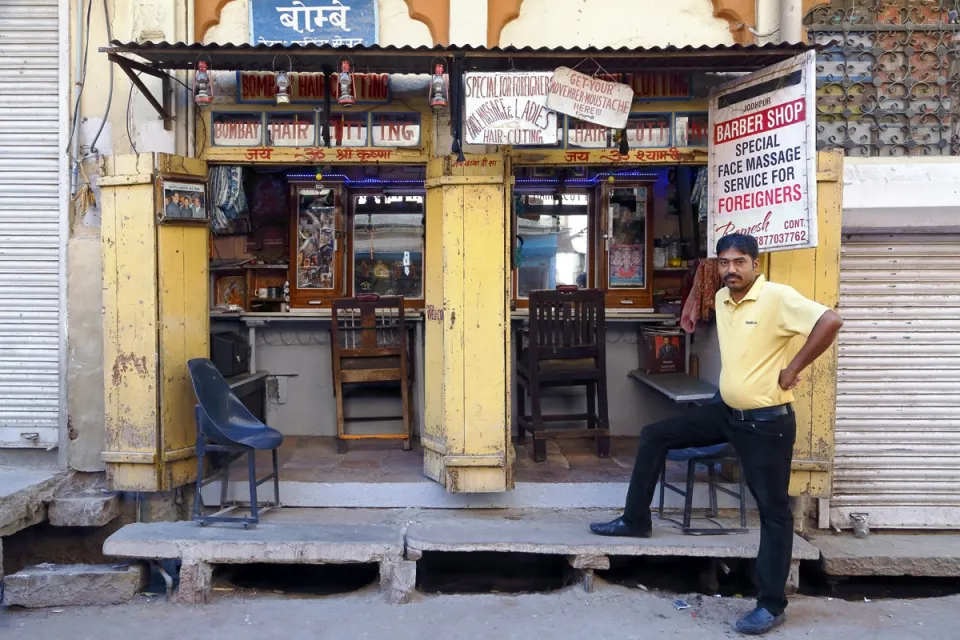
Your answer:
[739,462,748,529]
[707,463,719,518]
[658,457,667,519]
[272,448,281,507]
[247,449,258,526]
[219,452,231,508]
[682,460,696,530]
[193,435,206,523]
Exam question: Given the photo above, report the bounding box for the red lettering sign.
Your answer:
[713,99,806,144]
[237,72,391,104]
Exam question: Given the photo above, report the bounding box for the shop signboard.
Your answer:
[707,51,817,256]
[546,67,633,130]
[371,113,421,147]
[237,71,389,104]
[211,113,264,146]
[464,72,558,145]
[249,0,377,46]
[568,114,672,149]
[626,72,691,101]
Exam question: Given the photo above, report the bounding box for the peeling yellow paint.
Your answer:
[423,153,512,493]
[101,153,209,492]
[769,151,842,499]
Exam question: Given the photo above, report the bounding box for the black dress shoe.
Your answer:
[589,516,652,538]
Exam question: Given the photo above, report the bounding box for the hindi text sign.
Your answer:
[464,73,558,146]
[707,52,817,256]
[546,67,633,130]
[250,0,376,46]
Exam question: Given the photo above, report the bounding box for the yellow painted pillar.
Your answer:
[101,153,209,491]
[422,153,514,492]
[768,150,843,498]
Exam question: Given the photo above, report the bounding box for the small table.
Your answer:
[627,371,717,404]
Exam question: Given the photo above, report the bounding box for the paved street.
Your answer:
[1,584,955,639]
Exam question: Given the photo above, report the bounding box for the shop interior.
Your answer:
[208,160,715,486]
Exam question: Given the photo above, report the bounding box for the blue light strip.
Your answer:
[284,169,658,186]
[516,170,659,186]
[285,172,426,187]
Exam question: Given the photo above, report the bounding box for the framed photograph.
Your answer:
[158,176,208,223]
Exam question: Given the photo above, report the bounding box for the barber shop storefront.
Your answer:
[99,39,841,520]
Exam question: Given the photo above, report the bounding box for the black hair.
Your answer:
[716,233,759,260]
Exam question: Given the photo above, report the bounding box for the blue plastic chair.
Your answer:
[658,443,748,535]
[188,358,283,527]
[658,392,747,535]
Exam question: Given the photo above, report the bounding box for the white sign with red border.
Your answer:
[707,51,818,256]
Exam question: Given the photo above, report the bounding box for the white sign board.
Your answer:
[546,67,633,129]
[464,72,558,145]
[707,51,817,256]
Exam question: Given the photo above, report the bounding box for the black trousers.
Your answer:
[623,402,796,615]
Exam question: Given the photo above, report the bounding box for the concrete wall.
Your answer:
[842,157,960,232]
[64,0,194,472]
[499,0,735,48]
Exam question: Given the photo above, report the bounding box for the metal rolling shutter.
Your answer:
[0,0,62,447]
[832,234,960,529]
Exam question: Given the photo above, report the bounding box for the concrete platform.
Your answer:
[811,532,960,577]
[102,508,818,603]
[405,510,820,561]
[104,518,410,604]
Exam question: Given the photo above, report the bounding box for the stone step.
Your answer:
[101,508,816,604]
[201,480,756,510]
[3,563,147,608]
[810,532,960,577]
[104,519,411,604]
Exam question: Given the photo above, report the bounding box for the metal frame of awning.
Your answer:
[101,40,821,155]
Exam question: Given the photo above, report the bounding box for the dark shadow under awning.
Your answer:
[102,40,820,75]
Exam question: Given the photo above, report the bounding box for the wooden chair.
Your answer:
[331,294,413,452]
[516,286,610,462]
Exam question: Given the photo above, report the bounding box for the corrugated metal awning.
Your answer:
[102,40,820,74]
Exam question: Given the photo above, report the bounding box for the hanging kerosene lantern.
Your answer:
[337,58,355,107]
[193,57,213,106]
[273,55,293,105]
[429,59,448,110]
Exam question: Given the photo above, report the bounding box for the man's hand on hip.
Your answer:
[778,367,802,391]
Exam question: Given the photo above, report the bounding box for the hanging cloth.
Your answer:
[209,165,248,234]
[680,258,720,333]
[691,166,709,222]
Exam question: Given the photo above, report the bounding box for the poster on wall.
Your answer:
[546,67,633,130]
[463,72,558,146]
[158,179,207,222]
[707,51,817,256]
[249,0,377,46]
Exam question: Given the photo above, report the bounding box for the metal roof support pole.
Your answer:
[450,54,465,161]
[322,64,332,147]
[107,54,174,128]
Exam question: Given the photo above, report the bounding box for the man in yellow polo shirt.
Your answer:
[590,233,843,636]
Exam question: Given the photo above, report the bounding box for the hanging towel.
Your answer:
[680,258,720,333]
[209,165,248,233]
[691,166,708,222]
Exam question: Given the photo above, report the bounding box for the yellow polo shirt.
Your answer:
[716,275,830,411]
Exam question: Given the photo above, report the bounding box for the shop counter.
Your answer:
[627,370,717,404]
[211,310,423,376]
